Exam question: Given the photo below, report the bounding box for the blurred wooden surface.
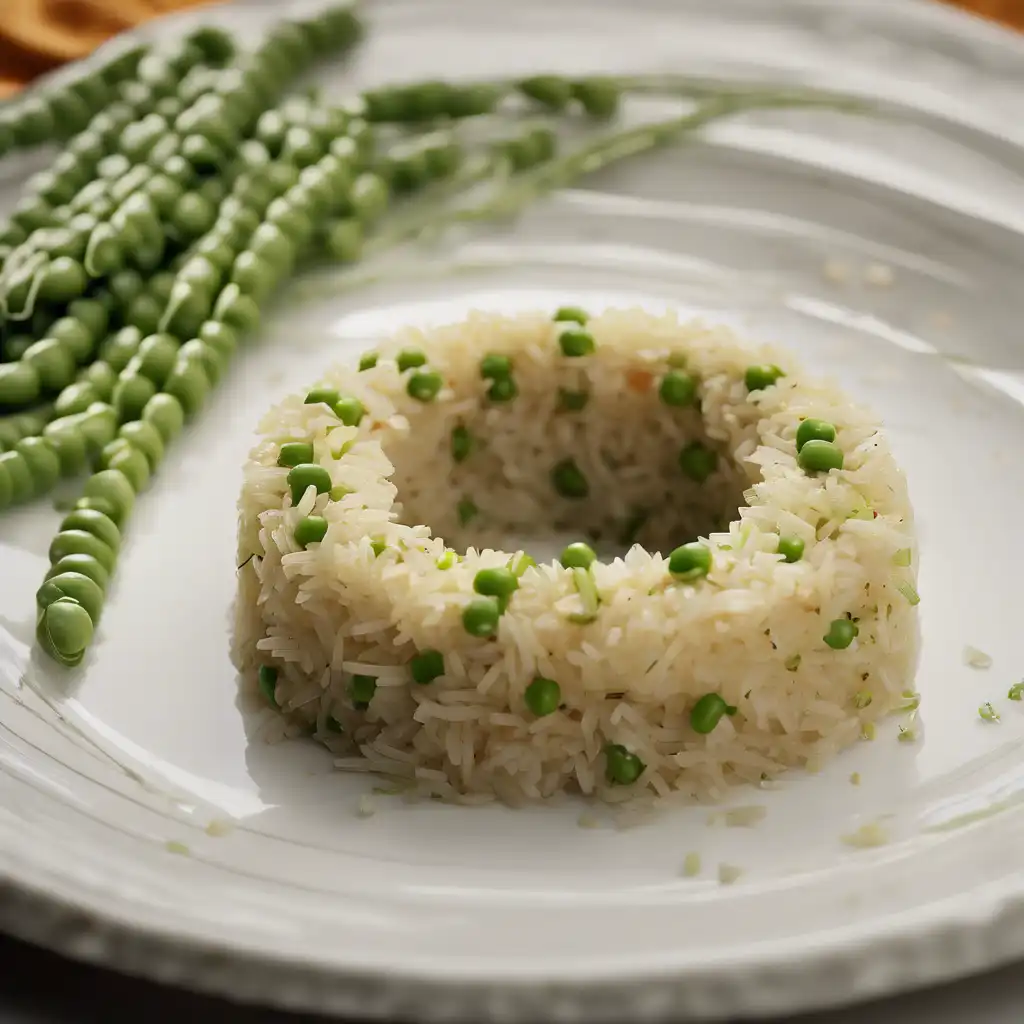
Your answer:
[0,0,1019,98]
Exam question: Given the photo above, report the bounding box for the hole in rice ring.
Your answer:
[235,308,919,805]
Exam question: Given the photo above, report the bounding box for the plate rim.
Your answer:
[3,0,1024,1020]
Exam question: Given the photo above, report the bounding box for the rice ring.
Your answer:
[234,308,919,804]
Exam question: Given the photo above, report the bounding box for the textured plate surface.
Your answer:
[2,0,1024,1020]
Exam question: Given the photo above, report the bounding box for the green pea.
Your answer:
[572,78,620,118]
[334,396,365,426]
[126,293,164,335]
[795,418,837,452]
[554,306,588,325]
[23,339,75,391]
[77,403,117,451]
[0,362,41,406]
[777,536,805,563]
[257,664,278,706]
[82,468,135,526]
[410,649,445,685]
[37,598,94,667]
[446,83,501,118]
[48,317,94,362]
[144,173,185,216]
[278,442,314,468]
[559,330,595,357]
[99,327,141,373]
[349,173,389,224]
[2,334,33,362]
[109,269,144,307]
[557,388,589,412]
[295,515,329,548]
[163,360,210,419]
[678,441,717,483]
[518,75,573,110]
[135,333,180,386]
[350,674,376,709]
[281,125,324,167]
[99,440,149,492]
[745,364,784,392]
[60,508,120,552]
[326,219,363,263]
[659,371,697,407]
[249,222,294,270]
[487,377,518,403]
[11,194,53,233]
[178,338,224,388]
[798,439,844,474]
[213,284,261,333]
[231,252,276,301]
[824,618,859,650]
[358,352,378,372]
[118,420,164,470]
[37,572,104,626]
[451,424,472,463]
[690,693,737,734]
[407,370,443,403]
[287,463,332,505]
[668,542,712,581]
[0,451,32,503]
[473,567,519,602]
[49,529,116,572]
[171,192,216,238]
[551,458,588,499]
[45,553,110,593]
[79,361,117,401]
[524,677,560,717]
[141,393,185,443]
[182,133,225,171]
[605,743,645,785]
[67,298,109,341]
[480,353,512,380]
[396,348,426,372]
[198,321,238,359]
[113,373,157,422]
[16,437,60,495]
[560,543,597,570]
[36,256,87,303]
[462,596,500,637]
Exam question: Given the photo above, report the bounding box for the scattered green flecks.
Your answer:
[165,840,190,856]
[1009,682,1024,701]
[979,702,1000,723]
[853,690,872,709]
[896,580,920,606]
[784,653,801,672]
[258,664,278,706]
[892,548,913,567]
[681,851,702,877]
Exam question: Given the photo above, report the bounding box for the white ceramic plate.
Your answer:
[3,0,1024,1020]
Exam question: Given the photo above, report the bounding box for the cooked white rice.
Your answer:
[233,308,919,804]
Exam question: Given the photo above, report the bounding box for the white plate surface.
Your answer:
[2,0,1024,1020]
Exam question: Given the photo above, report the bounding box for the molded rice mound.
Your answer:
[234,308,919,804]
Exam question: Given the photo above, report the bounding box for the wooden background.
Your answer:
[0,0,1020,95]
